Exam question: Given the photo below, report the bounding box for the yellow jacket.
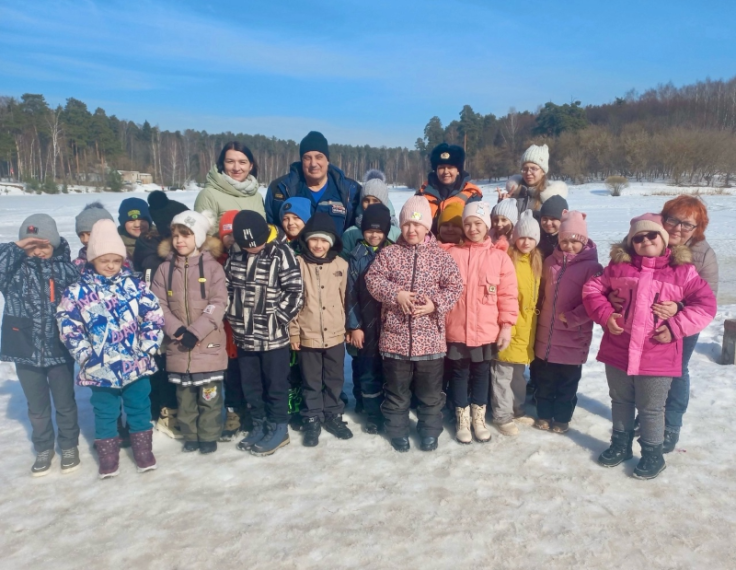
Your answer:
[497,252,540,365]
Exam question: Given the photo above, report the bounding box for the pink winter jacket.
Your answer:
[445,237,518,347]
[583,244,717,377]
[365,234,463,358]
[535,240,603,365]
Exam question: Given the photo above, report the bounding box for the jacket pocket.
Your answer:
[480,277,499,306]
[1,315,34,359]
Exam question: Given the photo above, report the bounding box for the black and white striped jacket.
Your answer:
[225,231,303,352]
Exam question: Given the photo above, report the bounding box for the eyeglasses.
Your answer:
[664,216,696,232]
[632,231,660,244]
[522,166,541,174]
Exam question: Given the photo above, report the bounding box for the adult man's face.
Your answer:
[301,151,329,186]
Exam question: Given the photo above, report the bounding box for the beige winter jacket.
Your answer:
[290,256,348,349]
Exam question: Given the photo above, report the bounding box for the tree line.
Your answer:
[1,74,736,193]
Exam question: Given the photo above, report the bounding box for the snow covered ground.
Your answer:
[0,183,735,569]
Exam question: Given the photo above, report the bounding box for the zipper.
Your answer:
[545,255,568,361]
[184,258,192,372]
[408,246,419,357]
[317,265,324,345]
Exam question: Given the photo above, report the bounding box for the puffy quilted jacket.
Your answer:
[498,251,541,365]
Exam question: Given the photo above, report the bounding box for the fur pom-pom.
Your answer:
[201,209,218,233]
[364,169,386,183]
[83,201,107,210]
[147,190,169,209]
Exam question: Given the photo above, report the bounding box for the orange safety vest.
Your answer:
[416,180,484,222]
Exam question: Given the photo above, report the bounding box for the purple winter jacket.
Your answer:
[582,244,717,377]
[534,240,603,365]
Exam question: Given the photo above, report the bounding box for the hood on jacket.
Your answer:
[609,242,692,267]
[298,212,343,255]
[205,165,260,198]
[539,180,568,203]
[157,235,224,260]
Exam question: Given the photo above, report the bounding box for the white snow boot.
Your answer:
[471,404,492,442]
[455,407,472,444]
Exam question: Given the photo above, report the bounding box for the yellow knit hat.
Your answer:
[438,201,464,229]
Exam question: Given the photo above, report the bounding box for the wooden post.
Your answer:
[722,319,736,365]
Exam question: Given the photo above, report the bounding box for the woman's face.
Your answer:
[663,212,698,246]
[522,162,544,186]
[223,149,253,182]
[436,165,460,186]
[462,217,488,243]
[540,216,561,235]
[401,222,428,245]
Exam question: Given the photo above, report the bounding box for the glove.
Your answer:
[496,326,512,352]
[179,330,199,350]
[173,326,187,338]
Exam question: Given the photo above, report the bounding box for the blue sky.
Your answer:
[1,0,734,148]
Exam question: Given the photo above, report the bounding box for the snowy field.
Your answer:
[0,183,735,569]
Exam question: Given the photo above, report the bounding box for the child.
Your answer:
[280,197,312,247]
[346,204,393,434]
[445,202,518,444]
[74,202,115,271]
[56,219,164,479]
[365,196,463,452]
[533,210,602,433]
[491,198,518,242]
[341,170,401,258]
[538,195,568,259]
[226,210,304,456]
[151,210,228,454]
[583,214,716,479]
[492,210,542,435]
[0,214,81,476]
[289,213,351,446]
[118,197,153,260]
[436,201,465,245]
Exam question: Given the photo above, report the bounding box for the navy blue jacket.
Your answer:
[265,162,361,238]
[346,240,389,355]
[0,239,80,367]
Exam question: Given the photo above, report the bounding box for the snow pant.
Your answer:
[89,377,152,440]
[354,351,384,422]
[16,361,79,453]
[148,354,177,420]
[288,349,303,416]
[224,357,245,410]
[448,358,490,408]
[664,333,699,434]
[606,365,672,446]
[176,382,224,443]
[491,361,527,425]
[299,344,345,421]
[237,346,290,424]
[381,357,445,439]
[351,357,362,409]
[532,358,582,423]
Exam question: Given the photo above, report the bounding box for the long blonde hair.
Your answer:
[508,243,543,281]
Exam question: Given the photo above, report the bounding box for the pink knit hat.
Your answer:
[87,219,127,261]
[558,210,588,245]
[399,196,432,232]
[627,213,669,248]
[462,201,492,230]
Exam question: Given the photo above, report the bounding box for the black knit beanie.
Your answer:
[299,131,330,159]
[361,203,391,236]
[539,195,569,221]
[233,210,270,249]
[147,191,189,237]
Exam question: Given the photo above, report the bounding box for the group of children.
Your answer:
[0,170,717,482]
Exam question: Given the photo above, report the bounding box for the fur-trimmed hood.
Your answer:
[609,242,692,267]
[157,235,224,261]
[538,180,568,204]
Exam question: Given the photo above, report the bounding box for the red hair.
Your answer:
[660,195,709,244]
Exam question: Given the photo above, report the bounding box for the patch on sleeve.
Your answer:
[203,304,216,314]
[202,385,218,401]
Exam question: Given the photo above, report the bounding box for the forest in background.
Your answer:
[1,74,736,192]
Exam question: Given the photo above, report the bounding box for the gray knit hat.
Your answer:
[19,214,61,249]
[512,209,540,243]
[362,169,389,206]
[492,198,519,225]
[75,202,114,235]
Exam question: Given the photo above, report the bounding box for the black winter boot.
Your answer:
[199,441,217,454]
[391,437,410,452]
[323,415,353,440]
[303,417,321,447]
[420,436,438,452]
[182,441,200,452]
[598,430,634,467]
[633,441,666,480]
[663,429,679,454]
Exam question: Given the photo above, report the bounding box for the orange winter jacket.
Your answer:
[444,237,519,347]
[416,176,483,230]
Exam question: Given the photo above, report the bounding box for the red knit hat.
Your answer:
[219,210,239,237]
[558,210,588,245]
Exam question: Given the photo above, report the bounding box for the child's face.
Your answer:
[307,237,331,258]
[245,244,265,255]
[492,215,513,236]
[516,237,537,253]
[125,219,149,238]
[172,229,197,257]
[78,232,91,246]
[362,196,382,210]
[28,243,54,259]
[92,254,124,277]
[439,224,463,244]
[540,216,561,235]
[462,217,488,243]
[363,229,385,247]
[632,231,664,257]
[401,222,428,245]
[559,238,584,254]
[222,234,235,249]
[282,214,305,239]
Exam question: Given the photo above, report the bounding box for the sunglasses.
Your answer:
[632,231,660,244]
[664,216,696,232]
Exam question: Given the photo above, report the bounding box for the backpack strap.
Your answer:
[166,260,175,298]
[198,255,206,299]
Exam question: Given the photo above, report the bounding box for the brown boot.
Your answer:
[129,430,157,473]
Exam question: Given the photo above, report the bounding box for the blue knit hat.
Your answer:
[279,197,312,224]
[118,197,153,226]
